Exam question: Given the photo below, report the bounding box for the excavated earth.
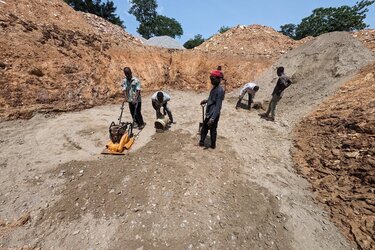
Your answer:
[1,0,375,249]
[0,0,301,121]
[293,63,375,250]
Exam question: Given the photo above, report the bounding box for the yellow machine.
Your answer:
[102,102,135,155]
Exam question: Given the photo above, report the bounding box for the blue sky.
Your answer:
[112,0,375,43]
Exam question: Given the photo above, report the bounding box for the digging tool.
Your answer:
[101,101,135,155]
[198,103,206,133]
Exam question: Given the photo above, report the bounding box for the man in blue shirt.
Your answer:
[199,70,225,149]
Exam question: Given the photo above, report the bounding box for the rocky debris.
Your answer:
[293,63,375,250]
[145,36,185,50]
[353,29,375,53]
[195,25,312,59]
[0,213,30,237]
[80,12,143,45]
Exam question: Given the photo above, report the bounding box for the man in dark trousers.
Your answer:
[260,66,292,121]
[122,67,146,129]
[199,70,225,149]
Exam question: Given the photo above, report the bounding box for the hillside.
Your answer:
[0,0,308,121]
[293,63,375,250]
[196,25,311,59]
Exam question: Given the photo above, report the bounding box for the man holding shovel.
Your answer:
[122,67,145,129]
[199,70,225,149]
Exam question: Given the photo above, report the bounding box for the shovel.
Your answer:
[198,103,206,133]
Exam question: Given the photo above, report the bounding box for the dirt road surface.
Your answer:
[0,90,351,249]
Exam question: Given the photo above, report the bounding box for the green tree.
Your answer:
[64,0,124,27]
[218,25,230,34]
[129,0,157,23]
[280,0,374,40]
[279,24,297,39]
[183,34,205,49]
[129,0,184,39]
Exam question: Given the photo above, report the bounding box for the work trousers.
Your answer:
[199,115,220,148]
[266,95,282,119]
[236,92,253,109]
[152,101,173,122]
[128,102,144,126]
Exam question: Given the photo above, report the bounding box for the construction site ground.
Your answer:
[0,90,351,249]
[1,1,375,249]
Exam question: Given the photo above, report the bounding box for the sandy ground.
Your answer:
[0,89,352,249]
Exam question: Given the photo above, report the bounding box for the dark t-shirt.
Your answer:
[272,74,292,97]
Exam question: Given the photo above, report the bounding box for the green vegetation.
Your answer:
[280,0,375,39]
[64,0,124,27]
[129,0,183,39]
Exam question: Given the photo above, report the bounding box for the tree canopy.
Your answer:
[218,26,231,34]
[280,0,375,40]
[129,0,183,39]
[183,34,205,49]
[64,0,124,27]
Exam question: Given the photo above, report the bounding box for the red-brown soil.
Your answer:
[0,0,307,121]
[293,63,375,250]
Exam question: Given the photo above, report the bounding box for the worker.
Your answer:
[217,65,225,81]
[235,82,260,110]
[260,66,292,121]
[121,67,146,129]
[151,91,174,124]
[199,70,225,149]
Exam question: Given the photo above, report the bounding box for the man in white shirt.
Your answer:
[151,91,174,123]
[235,82,260,110]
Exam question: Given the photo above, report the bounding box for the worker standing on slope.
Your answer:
[199,70,225,149]
[235,82,260,110]
[122,67,146,129]
[151,91,174,124]
[260,66,292,121]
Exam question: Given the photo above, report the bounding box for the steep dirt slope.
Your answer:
[252,32,374,124]
[0,0,172,120]
[353,29,375,53]
[0,0,311,121]
[292,63,375,250]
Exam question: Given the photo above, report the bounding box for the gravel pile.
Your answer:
[196,24,312,59]
[145,36,185,49]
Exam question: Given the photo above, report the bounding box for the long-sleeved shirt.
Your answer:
[151,91,171,106]
[271,74,292,97]
[206,85,225,120]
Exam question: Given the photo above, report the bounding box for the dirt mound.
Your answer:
[145,36,185,49]
[0,1,299,121]
[353,29,375,53]
[0,0,172,120]
[196,25,311,59]
[253,31,375,123]
[81,12,143,45]
[292,63,375,250]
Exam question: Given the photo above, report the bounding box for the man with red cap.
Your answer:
[199,70,225,149]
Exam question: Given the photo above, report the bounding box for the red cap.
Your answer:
[210,70,223,78]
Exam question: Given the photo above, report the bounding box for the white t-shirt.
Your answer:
[151,91,171,105]
[240,82,257,97]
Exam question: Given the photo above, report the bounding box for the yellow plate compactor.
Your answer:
[102,102,134,155]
